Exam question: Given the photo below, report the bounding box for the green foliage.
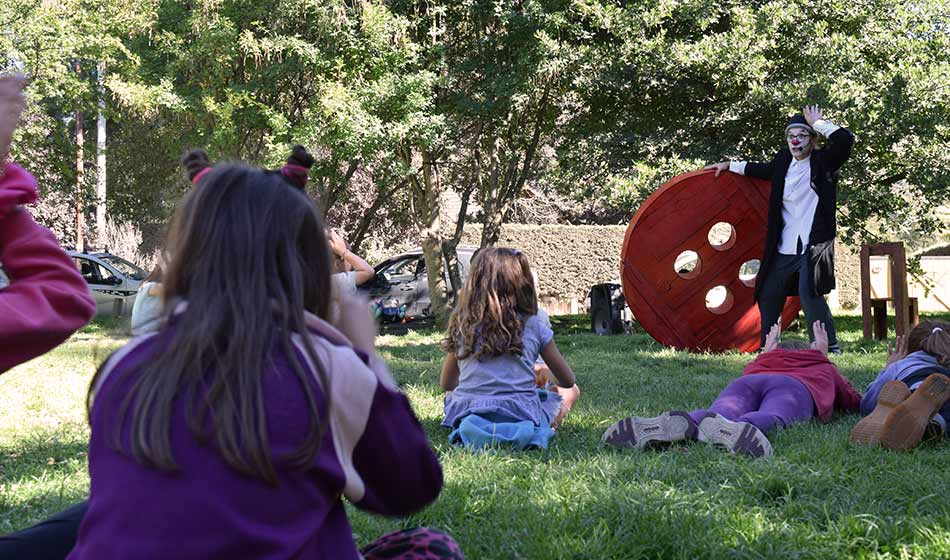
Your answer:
[2,0,949,302]
[559,0,950,239]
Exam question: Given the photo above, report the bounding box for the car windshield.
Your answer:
[99,255,147,280]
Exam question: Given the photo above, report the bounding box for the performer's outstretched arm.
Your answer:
[704,159,773,180]
[804,104,854,172]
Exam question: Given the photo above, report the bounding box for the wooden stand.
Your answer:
[861,242,918,340]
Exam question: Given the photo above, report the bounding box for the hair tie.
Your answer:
[191,167,212,185]
[280,163,310,189]
[934,327,945,334]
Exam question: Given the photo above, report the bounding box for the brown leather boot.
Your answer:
[850,381,910,446]
[881,374,950,451]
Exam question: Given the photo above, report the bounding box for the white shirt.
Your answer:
[331,271,357,297]
[728,119,841,255]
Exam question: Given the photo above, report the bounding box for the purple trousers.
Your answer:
[689,374,814,434]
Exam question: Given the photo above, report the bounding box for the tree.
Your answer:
[558,0,950,242]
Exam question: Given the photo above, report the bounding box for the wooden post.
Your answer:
[860,245,872,339]
[860,242,910,340]
[892,244,909,339]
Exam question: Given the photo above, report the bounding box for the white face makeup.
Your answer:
[786,127,814,160]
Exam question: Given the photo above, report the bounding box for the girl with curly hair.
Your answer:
[440,247,580,432]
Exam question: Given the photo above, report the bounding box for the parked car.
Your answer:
[358,246,478,322]
[68,251,147,316]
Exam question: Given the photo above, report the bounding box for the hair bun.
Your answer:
[287,145,315,169]
[182,149,212,182]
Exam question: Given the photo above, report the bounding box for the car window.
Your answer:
[73,257,116,285]
[97,262,117,283]
[73,257,98,284]
[99,255,146,280]
[380,257,419,279]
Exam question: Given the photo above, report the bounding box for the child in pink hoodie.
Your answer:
[603,320,861,458]
[0,74,96,373]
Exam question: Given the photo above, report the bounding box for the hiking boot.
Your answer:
[602,411,696,450]
[881,374,950,451]
[850,380,911,446]
[696,414,772,458]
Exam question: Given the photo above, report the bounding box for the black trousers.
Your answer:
[758,252,838,350]
[0,501,86,560]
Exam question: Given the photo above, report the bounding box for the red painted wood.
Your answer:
[621,169,801,353]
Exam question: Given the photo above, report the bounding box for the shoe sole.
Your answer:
[603,411,695,450]
[850,380,911,446]
[881,374,950,451]
[697,414,772,458]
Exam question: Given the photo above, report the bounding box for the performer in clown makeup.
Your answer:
[705,105,855,353]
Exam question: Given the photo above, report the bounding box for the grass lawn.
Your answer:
[2,313,950,558]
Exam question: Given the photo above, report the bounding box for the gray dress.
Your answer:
[443,314,562,428]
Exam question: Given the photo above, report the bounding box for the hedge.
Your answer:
[461,224,862,310]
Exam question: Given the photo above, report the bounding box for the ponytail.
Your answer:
[921,325,950,367]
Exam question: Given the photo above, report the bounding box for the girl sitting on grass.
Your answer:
[851,321,950,451]
[440,247,580,432]
[68,159,462,559]
[604,320,861,458]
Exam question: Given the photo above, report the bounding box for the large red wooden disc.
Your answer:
[621,169,800,353]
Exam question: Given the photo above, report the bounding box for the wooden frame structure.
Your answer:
[860,242,917,340]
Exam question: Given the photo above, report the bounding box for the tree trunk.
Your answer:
[443,182,475,296]
[96,61,107,247]
[350,180,405,254]
[417,149,449,326]
[75,108,85,253]
[480,200,504,248]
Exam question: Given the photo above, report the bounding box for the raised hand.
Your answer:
[762,320,782,353]
[811,320,829,355]
[703,161,730,178]
[327,229,347,257]
[803,105,823,127]
[0,74,28,163]
[885,335,908,367]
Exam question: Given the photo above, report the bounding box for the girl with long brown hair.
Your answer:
[440,247,580,439]
[852,321,950,450]
[66,159,463,559]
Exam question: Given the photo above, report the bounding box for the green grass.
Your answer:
[2,314,950,558]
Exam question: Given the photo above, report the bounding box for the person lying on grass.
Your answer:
[440,247,580,433]
[603,320,860,458]
[851,321,950,451]
[0,73,95,373]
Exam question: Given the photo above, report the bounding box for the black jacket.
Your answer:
[745,126,855,300]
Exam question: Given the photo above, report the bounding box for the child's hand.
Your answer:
[331,293,376,355]
[811,320,829,355]
[327,229,347,257]
[762,320,781,353]
[0,74,27,164]
[885,335,908,367]
[551,384,580,428]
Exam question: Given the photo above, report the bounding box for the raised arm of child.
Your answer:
[540,340,580,426]
[0,75,95,372]
[328,230,374,286]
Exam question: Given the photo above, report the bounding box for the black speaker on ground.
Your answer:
[590,283,625,335]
